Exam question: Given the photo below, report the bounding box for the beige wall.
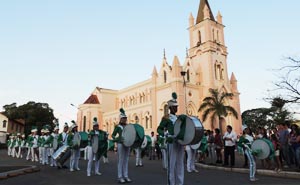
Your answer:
[0,113,8,133]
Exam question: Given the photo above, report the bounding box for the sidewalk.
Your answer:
[196,151,300,179]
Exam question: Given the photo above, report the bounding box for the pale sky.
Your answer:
[1,0,300,127]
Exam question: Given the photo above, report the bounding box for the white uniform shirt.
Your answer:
[223,131,237,147]
[151,136,157,147]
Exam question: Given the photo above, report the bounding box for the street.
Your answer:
[0,150,299,185]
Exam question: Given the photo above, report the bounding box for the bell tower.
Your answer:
[188,0,228,89]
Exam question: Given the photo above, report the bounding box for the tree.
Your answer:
[3,101,56,136]
[242,97,293,132]
[274,57,300,104]
[198,88,238,133]
[242,108,274,132]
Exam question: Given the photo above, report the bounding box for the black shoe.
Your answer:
[62,165,68,169]
[222,164,228,167]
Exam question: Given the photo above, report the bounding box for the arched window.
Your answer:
[149,115,152,128]
[83,116,86,132]
[145,116,149,129]
[212,29,215,41]
[164,70,167,83]
[198,31,201,46]
[214,63,218,79]
[217,30,219,42]
[164,104,169,116]
[2,120,7,128]
[187,69,190,82]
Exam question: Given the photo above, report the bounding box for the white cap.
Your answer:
[167,92,178,107]
[70,120,78,130]
[119,108,127,119]
[93,117,99,126]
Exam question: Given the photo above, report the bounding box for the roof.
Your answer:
[196,0,215,24]
[84,94,100,104]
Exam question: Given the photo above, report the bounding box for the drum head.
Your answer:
[251,139,270,159]
[191,141,201,150]
[141,136,148,149]
[174,116,204,145]
[122,124,136,147]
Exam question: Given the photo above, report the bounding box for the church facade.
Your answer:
[76,0,242,135]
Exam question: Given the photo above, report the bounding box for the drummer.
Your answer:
[50,124,59,167]
[68,120,81,172]
[238,126,257,182]
[112,108,132,184]
[157,92,184,185]
[57,122,69,169]
[87,117,108,177]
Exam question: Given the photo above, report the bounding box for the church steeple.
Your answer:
[196,0,215,24]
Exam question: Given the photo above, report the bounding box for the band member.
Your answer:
[30,126,39,162]
[68,120,81,172]
[112,108,132,184]
[26,130,34,161]
[14,133,22,158]
[7,135,13,156]
[43,128,52,165]
[57,122,69,168]
[39,129,45,164]
[50,124,59,167]
[238,126,257,182]
[158,129,168,169]
[87,117,108,176]
[135,147,143,167]
[157,92,184,185]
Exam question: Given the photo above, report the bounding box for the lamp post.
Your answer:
[181,71,187,114]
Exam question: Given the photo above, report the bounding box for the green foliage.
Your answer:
[198,88,238,133]
[3,101,56,136]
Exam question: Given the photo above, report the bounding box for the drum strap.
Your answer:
[118,125,124,130]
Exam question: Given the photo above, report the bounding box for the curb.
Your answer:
[0,166,40,180]
[196,163,300,179]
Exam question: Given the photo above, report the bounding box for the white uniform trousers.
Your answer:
[135,148,142,166]
[186,145,197,172]
[87,146,100,175]
[161,148,167,169]
[16,146,22,158]
[168,142,184,185]
[26,147,32,160]
[245,148,256,180]
[84,146,89,160]
[50,148,57,167]
[7,146,11,156]
[39,147,43,163]
[11,147,16,157]
[31,147,39,162]
[117,143,130,179]
[70,149,81,170]
[42,147,50,165]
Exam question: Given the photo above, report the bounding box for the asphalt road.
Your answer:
[1,150,299,185]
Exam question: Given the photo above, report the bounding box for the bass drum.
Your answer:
[174,116,204,145]
[122,124,145,148]
[190,141,201,150]
[79,132,88,148]
[141,135,151,149]
[251,138,275,159]
[52,145,70,161]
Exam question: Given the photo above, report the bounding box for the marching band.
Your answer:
[5,92,266,184]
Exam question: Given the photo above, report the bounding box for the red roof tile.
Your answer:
[84,95,100,104]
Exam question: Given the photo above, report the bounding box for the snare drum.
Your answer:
[174,115,204,145]
[122,124,145,148]
[251,138,275,159]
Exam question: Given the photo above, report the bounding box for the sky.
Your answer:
[1,0,300,127]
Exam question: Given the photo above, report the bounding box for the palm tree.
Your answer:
[198,88,238,133]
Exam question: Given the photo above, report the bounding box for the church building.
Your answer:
[76,0,242,135]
